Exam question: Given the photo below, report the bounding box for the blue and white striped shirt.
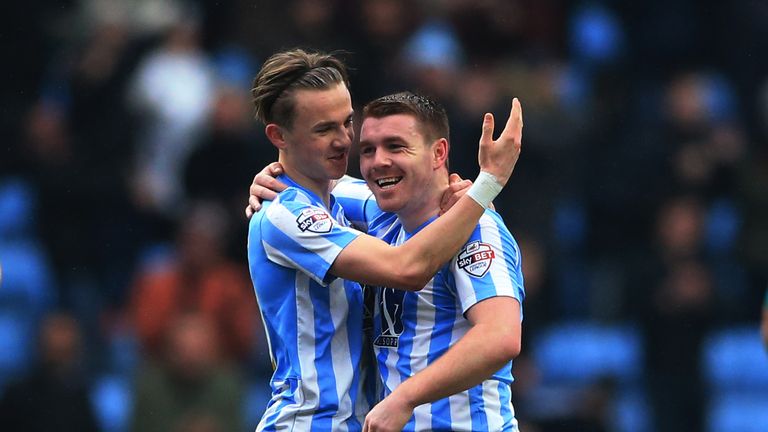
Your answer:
[248,175,370,431]
[337,181,525,432]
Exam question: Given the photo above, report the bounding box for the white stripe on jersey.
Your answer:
[448,390,471,430]
[483,380,504,431]
[383,348,402,398]
[410,281,435,432]
[294,272,319,430]
[480,214,519,307]
[330,279,353,432]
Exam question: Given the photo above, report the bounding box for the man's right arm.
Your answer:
[330,99,523,291]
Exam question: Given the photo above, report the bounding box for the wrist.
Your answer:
[389,384,419,411]
[466,171,503,209]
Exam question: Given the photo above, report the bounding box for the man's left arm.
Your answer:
[363,296,521,432]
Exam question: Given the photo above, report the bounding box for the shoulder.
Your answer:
[259,187,320,225]
[457,210,521,267]
[332,178,373,200]
[480,209,517,238]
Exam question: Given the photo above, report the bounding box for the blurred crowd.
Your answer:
[1,0,767,431]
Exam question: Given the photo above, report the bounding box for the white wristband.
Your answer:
[466,171,503,209]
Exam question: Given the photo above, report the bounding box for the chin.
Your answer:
[328,167,348,179]
[374,197,405,213]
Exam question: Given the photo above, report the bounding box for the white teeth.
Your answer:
[376,177,402,188]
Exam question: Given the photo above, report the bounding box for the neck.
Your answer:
[399,171,449,232]
[279,154,333,208]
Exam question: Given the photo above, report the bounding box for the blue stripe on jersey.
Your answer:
[310,283,337,432]
[498,381,515,431]
[430,395,452,431]
[469,384,488,431]
[430,270,457,430]
[396,289,417,386]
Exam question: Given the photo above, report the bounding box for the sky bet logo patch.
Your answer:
[297,208,333,233]
[457,241,495,278]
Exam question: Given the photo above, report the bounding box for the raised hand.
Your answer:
[477,98,523,187]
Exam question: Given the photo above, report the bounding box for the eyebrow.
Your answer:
[359,136,407,147]
[312,112,354,130]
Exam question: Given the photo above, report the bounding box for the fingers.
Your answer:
[440,177,472,214]
[479,113,495,145]
[245,205,254,219]
[262,161,283,176]
[448,173,462,184]
[501,98,523,140]
[249,194,263,210]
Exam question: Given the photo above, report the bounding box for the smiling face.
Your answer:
[273,83,354,193]
[359,113,448,229]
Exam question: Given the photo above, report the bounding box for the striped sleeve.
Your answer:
[261,189,363,285]
[450,211,525,316]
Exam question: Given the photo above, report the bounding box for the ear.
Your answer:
[265,123,288,150]
[432,138,449,170]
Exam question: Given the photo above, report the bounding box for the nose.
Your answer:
[372,147,392,169]
[333,127,352,149]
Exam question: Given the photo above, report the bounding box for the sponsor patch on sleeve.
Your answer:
[296,208,334,233]
[457,240,495,278]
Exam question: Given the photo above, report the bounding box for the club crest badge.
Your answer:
[374,288,405,349]
[457,241,495,278]
[297,208,333,233]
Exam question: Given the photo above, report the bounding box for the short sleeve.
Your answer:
[259,190,363,285]
[450,212,525,317]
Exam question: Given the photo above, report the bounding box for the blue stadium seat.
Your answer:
[529,321,647,432]
[614,388,651,432]
[0,178,35,241]
[0,313,33,388]
[703,326,768,432]
[703,326,768,391]
[0,242,56,315]
[708,393,768,432]
[91,374,132,432]
[532,321,642,385]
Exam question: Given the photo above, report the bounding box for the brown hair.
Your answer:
[251,49,350,128]
[362,92,449,144]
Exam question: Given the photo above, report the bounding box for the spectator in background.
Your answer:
[637,196,713,432]
[128,201,256,364]
[0,312,99,432]
[130,312,244,432]
[65,10,147,308]
[128,12,214,222]
[183,60,272,262]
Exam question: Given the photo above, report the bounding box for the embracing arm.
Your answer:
[363,297,522,431]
